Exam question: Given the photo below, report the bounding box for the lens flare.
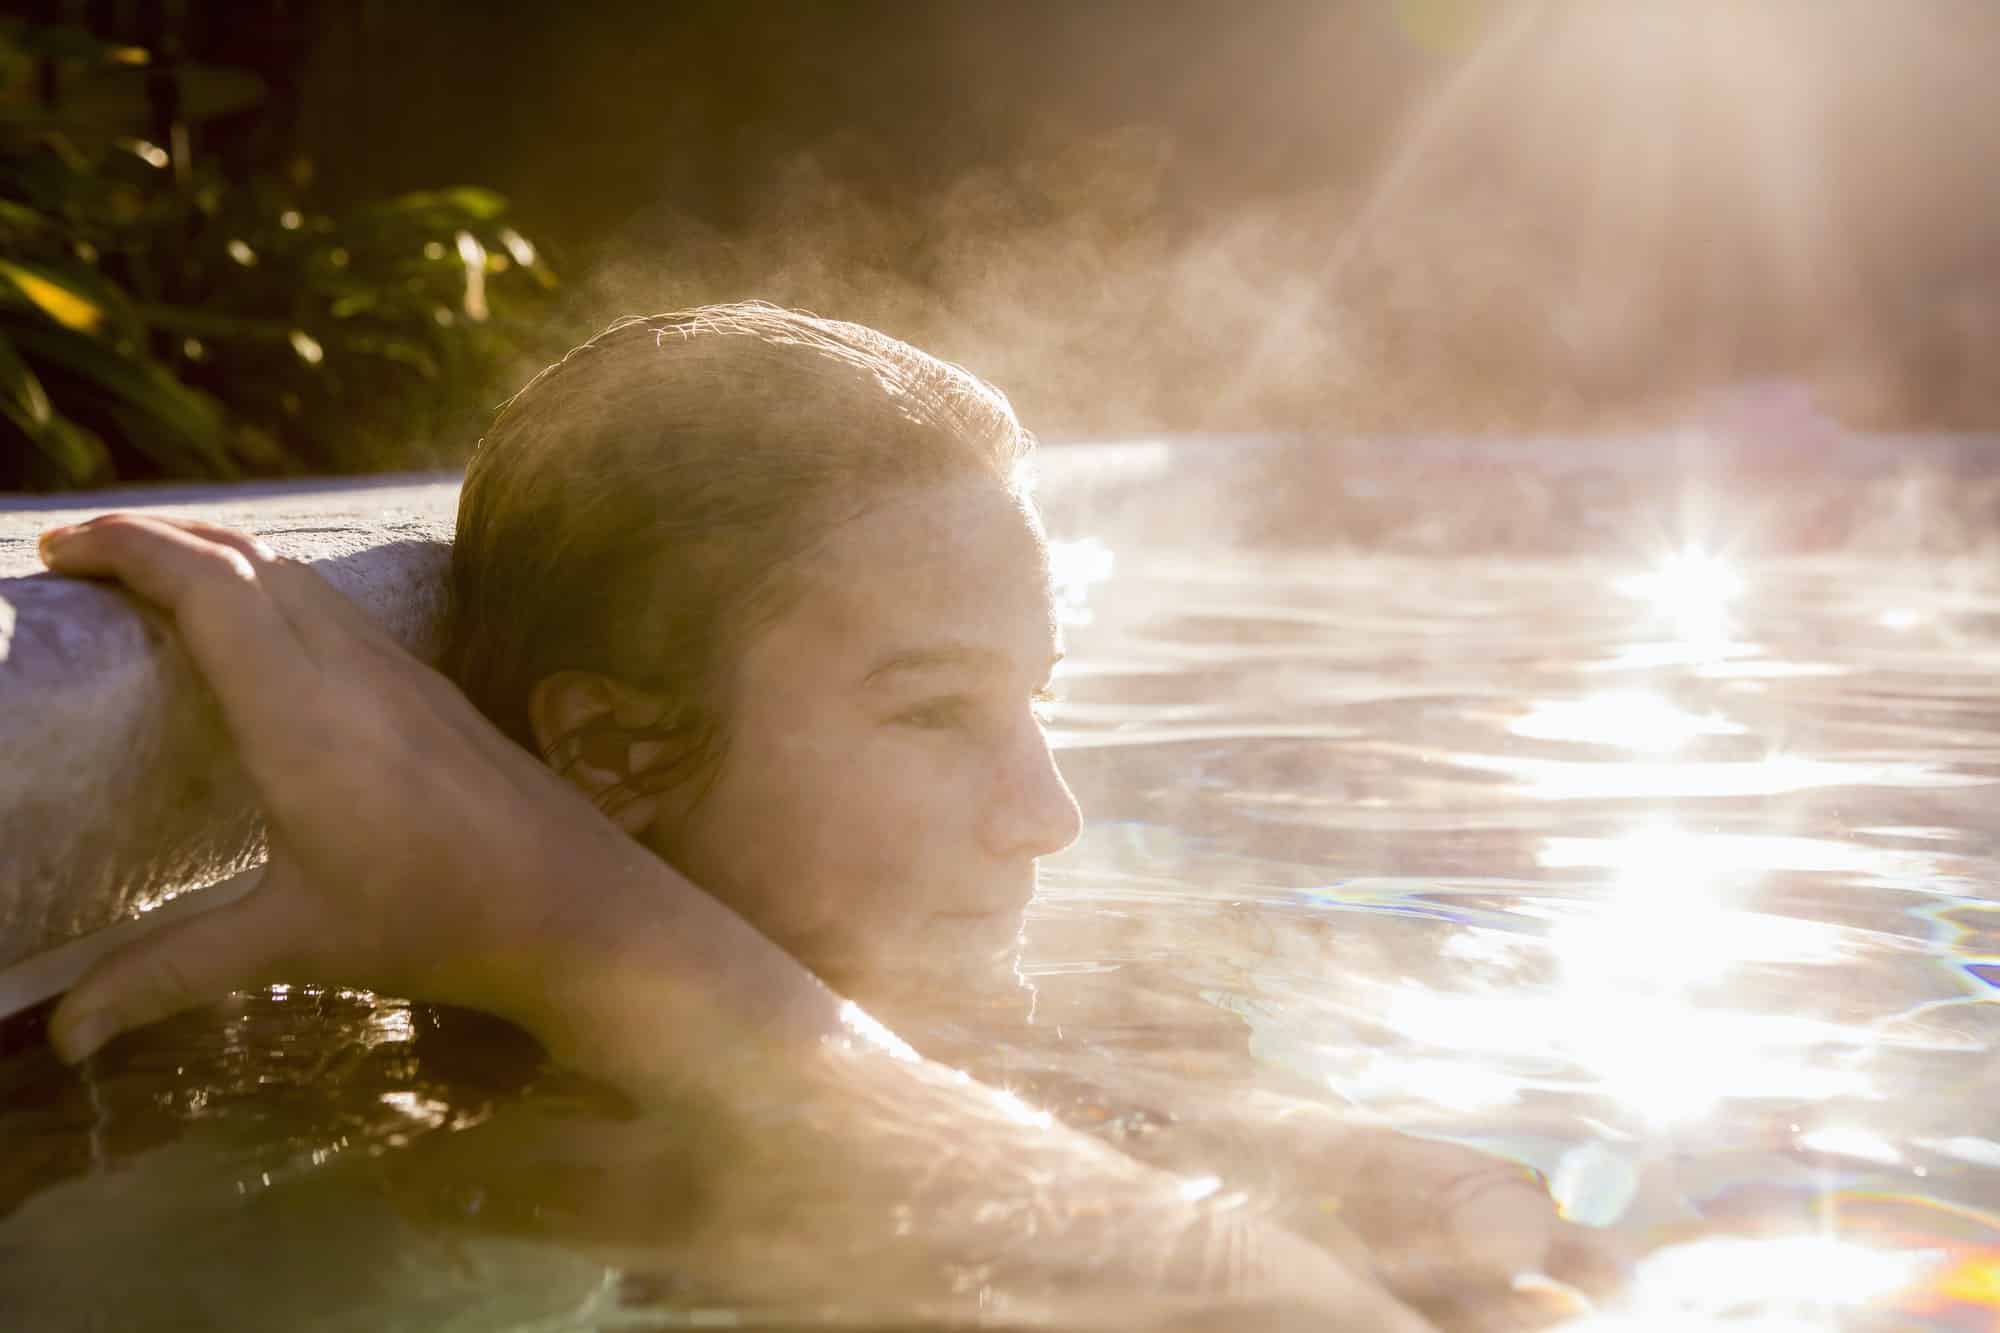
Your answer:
[1618,549,1743,650]
[1559,1235,1941,1329]
[1529,824,1878,1123]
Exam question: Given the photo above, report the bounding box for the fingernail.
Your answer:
[52,1011,112,1064]
[1511,1271,1592,1315]
[37,525,77,560]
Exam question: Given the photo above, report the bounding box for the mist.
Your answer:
[302,0,2000,443]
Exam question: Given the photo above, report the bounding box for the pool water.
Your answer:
[1029,540,2000,1330]
[6,448,2000,1330]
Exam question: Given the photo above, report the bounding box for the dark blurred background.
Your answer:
[4,0,1998,487]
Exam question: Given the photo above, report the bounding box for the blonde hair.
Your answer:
[444,302,1034,808]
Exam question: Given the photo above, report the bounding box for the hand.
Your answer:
[36,516,1454,1326]
[1346,1133,1630,1327]
[37,514,838,1081]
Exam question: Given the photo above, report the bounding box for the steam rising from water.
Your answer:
[553,0,2000,441]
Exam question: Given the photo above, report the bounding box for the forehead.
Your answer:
[760,481,1056,674]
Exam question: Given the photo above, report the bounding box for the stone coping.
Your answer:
[0,475,460,977]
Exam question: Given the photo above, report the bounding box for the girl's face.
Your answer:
[654,479,1082,997]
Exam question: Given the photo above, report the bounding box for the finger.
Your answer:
[119,515,403,656]
[48,875,311,1064]
[1441,1174,1553,1278]
[141,517,282,565]
[39,515,325,772]
[48,516,526,808]
[1380,1258,1586,1333]
[1546,1222,1634,1302]
[1379,1156,1553,1283]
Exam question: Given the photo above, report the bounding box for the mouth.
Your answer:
[928,901,1030,929]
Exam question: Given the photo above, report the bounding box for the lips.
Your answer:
[928,879,1036,926]
[929,895,1033,927]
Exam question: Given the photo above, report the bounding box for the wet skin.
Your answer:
[637,480,1082,996]
[531,477,1624,1311]
[33,509,1620,1327]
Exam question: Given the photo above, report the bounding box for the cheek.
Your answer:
[790,739,974,906]
[693,723,973,940]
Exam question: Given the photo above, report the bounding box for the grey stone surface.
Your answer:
[0,475,461,972]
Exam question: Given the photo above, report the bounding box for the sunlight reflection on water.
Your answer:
[10,528,2000,1328]
[1032,536,2000,1328]
[1509,692,1748,750]
[1574,1234,1938,1329]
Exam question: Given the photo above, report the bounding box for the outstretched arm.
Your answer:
[1093,1083,1626,1324]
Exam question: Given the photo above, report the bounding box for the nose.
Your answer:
[980,713,1083,862]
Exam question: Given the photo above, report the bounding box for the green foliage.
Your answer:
[0,20,558,489]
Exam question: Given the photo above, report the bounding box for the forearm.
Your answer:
[1114,1095,1586,1315]
[425,855,1428,1324]
[789,1057,1405,1311]
[595,1034,1432,1326]
[402,826,849,1097]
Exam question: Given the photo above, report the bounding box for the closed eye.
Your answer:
[895,697,974,730]
[894,687,1060,732]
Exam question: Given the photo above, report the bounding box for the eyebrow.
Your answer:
[861,644,1063,687]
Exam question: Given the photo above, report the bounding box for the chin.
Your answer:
[844,942,1034,1033]
[835,917,1024,1001]
[930,908,1027,954]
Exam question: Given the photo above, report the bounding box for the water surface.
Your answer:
[6,454,2000,1330]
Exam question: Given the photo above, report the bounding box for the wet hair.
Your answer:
[442,302,1036,818]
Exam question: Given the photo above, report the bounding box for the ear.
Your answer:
[527,670,674,836]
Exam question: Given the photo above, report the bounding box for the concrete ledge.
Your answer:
[0,476,460,973]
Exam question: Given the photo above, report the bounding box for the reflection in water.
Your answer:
[1570,1234,1937,1329]
[377,1090,453,1132]
[1546,824,1767,991]
[1880,607,1924,632]
[1047,536,1116,628]
[1510,692,1746,750]
[1056,542,2000,1327]
[1798,1125,1901,1166]
[1541,829,1955,889]
[1617,548,1744,652]
[1593,549,1759,672]
[12,539,2000,1328]
[1427,748,1992,801]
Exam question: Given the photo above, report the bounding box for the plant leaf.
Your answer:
[0,400,111,486]
[0,200,55,239]
[353,187,510,235]
[0,257,145,343]
[99,398,237,477]
[0,259,103,333]
[1,20,150,66]
[0,331,53,430]
[399,186,507,221]
[8,322,232,474]
[133,302,294,343]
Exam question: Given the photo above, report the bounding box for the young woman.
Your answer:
[36,306,1614,1328]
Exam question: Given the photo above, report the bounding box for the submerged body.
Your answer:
[30,307,1616,1329]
